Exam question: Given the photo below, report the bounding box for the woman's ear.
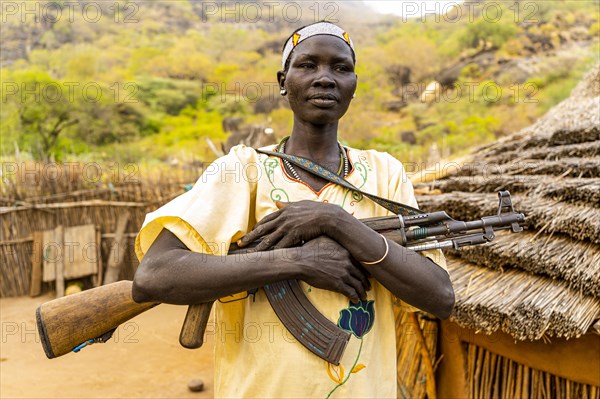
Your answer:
[277,70,286,90]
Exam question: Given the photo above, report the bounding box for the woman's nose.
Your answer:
[313,69,336,88]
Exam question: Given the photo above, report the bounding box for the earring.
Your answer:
[352,93,356,98]
[280,88,287,96]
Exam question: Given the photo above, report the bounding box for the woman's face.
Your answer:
[278,35,357,125]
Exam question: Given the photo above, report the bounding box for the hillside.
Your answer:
[1,0,598,167]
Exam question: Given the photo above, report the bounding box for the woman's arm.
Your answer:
[132,228,371,305]
[237,201,455,319]
[328,208,455,319]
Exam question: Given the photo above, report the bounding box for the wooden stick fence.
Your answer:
[1,162,200,297]
[466,343,600,399]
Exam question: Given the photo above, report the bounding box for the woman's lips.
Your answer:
[308,94,338,108]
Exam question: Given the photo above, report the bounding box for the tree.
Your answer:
[3,70,79,160]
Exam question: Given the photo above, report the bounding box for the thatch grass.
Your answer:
[424,176,600,207]
[519,199,600,244]
[549,126,600,147]
[548,294,600,339]
[449,230,600,299]
[476,123,600,158]
[448,257,600,340]
[499,157,600,178]
[482,141,600,165]
[421,175,537,194]
[536,180,600,206]
[428,64,600,393]
[0,161,201,206]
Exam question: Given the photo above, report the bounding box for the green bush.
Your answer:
[459,19,518,50]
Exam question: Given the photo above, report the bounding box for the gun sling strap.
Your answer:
[257,148,422,217]
[253,148,425,364]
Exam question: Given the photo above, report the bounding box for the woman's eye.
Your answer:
[334,65,351,72]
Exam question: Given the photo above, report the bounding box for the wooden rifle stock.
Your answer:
[36,281,157,359]
[179,303,213,349]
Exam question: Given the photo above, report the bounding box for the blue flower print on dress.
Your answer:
[337,299,375,338]
[326,299,375,398]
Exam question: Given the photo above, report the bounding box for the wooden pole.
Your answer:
[103,211,130,285]
[55,225,64,298]
[29,231,43,296]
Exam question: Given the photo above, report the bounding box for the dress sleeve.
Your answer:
[135,145,258,260]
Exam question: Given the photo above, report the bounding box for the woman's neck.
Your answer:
[287,119,340,164]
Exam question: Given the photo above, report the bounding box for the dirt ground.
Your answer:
[0,294,215,398]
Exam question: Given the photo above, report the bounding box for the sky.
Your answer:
[365,1,465,17]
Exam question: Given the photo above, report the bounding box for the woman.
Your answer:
[133,21,454,398]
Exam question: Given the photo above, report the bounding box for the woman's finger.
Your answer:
[339,283,360,304]
[256,208,284,226]
[254,202,293,233]
[253,230,285,252]
[344,273,368,302]
[238,219,278,247]
[348,262,371,294]
[350,258,372,287]
[272,233,301,250]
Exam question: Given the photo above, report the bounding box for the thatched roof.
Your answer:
[416,64,600,341]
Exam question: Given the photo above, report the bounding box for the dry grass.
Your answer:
[448,257,600,340]
[394,307,439,399]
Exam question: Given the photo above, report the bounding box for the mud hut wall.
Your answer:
[437,321,600,399]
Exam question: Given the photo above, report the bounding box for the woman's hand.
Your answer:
[237,201,370,302]
[291,236,371,303]
[238,200,345,251]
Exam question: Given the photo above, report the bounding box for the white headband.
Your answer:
[281,21,355,69]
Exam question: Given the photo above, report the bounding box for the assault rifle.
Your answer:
[37,191,524,363]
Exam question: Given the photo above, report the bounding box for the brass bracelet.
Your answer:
[361,234,389,265]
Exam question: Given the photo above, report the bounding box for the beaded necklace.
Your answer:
[278,136,349,181]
